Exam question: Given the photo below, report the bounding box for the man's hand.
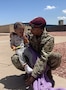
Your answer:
[23,35,29,44]
[25,76,35,86]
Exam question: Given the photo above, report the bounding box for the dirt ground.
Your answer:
[52,42,66,79]
[49,32,66,79]
[0,32,66,89]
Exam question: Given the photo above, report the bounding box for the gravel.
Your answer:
[52,42,66,79]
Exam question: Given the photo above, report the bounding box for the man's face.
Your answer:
[31,27,43,36]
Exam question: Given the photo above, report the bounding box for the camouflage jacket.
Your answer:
[28,30,54,78]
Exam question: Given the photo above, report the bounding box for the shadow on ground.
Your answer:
[0,74,33,90]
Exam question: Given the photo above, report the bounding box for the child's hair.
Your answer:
[14,22,24,30]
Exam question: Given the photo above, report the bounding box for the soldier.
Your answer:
[25,17,62,87]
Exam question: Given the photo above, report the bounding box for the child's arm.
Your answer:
[10,32,18,50]
[11,45,17,51]
[11,45,22,50]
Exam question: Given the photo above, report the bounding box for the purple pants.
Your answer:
[29,47,66,90]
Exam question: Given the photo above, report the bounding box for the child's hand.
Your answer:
[12,46,17,51]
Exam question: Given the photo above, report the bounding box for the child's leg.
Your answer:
[23,47,39,68]
[24,64,33,74]
[23,47,40,74]
[16,48,26,65]
[23,47,34,67]
[16,48,33,74]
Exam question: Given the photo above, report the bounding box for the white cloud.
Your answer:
[57,16,66,20]
[62,9,66,14]
[45,5,56,10]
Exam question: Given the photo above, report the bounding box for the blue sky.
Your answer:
[0,0,66,25]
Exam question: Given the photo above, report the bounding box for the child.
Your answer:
[10,22,33,74]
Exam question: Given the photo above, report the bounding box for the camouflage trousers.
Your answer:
[11,47,62,71]
[11,54,24,71]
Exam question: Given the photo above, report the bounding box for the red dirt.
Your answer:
[52,42,66,79]
[49,31,66,36]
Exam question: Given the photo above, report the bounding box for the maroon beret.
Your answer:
[29,17,46,28]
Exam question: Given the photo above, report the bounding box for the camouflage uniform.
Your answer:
[11,54,24,71]
[28,30,62,78]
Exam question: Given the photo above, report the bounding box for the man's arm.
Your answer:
[26,36,54,86]
[31,36,54,78]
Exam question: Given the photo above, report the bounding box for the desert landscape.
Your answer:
[0,32,66,89]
